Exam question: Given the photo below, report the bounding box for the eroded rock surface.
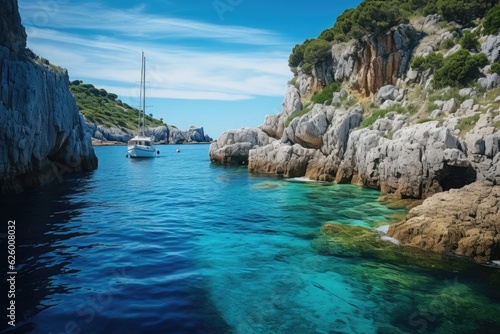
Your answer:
[388,182,500,263]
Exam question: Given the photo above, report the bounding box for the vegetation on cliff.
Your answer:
[70,80,164,131]
[289,0,498,70]
[285,0,500,135]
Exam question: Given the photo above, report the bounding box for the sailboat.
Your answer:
[127,51,158,158]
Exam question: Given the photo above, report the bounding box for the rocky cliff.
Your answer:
[0,0,98,194]
[306,24,421,97]
[209,13,500,263]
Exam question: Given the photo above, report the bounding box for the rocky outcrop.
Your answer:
[249,141,320,177]
[261,85,302,139]
[387,182,500,264]
[86,123,213,144]
[0,0,97,194]
[165,125,213,144]
[337,121,476,198]
[250,105,363,181]
[209,128,274,165]
[464,113,500,185]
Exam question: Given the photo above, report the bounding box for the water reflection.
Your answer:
[0,175,95,333]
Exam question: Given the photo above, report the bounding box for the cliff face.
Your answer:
[0,0,98,194]
[300,24,421,97]
[0,0,26,59]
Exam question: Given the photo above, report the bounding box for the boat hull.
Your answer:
[127,146,157,158]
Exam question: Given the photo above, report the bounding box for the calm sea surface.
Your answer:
[1,144,499,334]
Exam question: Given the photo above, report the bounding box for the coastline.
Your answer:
[92,139,214,146]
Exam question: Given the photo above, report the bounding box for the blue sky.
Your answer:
[18,0,363,138]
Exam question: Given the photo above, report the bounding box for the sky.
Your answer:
[17,0,363,138]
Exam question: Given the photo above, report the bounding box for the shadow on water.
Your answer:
[0,175,97,333]
[0,168,231,334]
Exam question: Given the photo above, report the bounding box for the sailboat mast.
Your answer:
[142,53,146,135]
[138,52,143,134]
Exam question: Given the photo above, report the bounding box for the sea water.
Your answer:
[1,144,499,334]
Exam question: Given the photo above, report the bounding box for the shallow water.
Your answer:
[1,144,499,334]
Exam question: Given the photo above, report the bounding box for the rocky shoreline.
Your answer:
[86,124,213,145]
[209,15,500,264]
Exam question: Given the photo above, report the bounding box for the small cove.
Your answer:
[1,144,499,334]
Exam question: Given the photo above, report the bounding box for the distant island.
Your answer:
[70,80,213,145]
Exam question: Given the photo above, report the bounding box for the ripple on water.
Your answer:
[2,145,499,334]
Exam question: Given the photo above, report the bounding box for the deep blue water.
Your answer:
[1,144,499,334]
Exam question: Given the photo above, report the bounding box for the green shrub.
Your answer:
[490,62,500,75]
[436,0,494,27]
[311,82,342,105]
[459,31,479,51]
[318,27,336,42]
[288,39,313,68]
[433,50,488,88]
[107,93,118,101]
[304,39,332,65]
[483,4,500,35]
[301,63,313,74]
[440,37,456,50]
[411,52,444,71]
[89,87,100,96]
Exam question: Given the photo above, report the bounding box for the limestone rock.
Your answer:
[337,122,475,198]
[282,104,330,149]
[442,98,457,114]
[464,114,500,184]
[261,84,302,139]
[248,141,319,178]
[209,128,273,165]
[478,73,500,90]
[387,182,500,264]
[377,85,398,102]
[481,34,500,62]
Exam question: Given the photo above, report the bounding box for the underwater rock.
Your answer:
[388,182,500,263]
[316,223,479,271]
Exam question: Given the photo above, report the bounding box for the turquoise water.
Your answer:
[1,144,499,334]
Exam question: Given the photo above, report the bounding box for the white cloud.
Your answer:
[19,0,283,45]
[18,1,292,101]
